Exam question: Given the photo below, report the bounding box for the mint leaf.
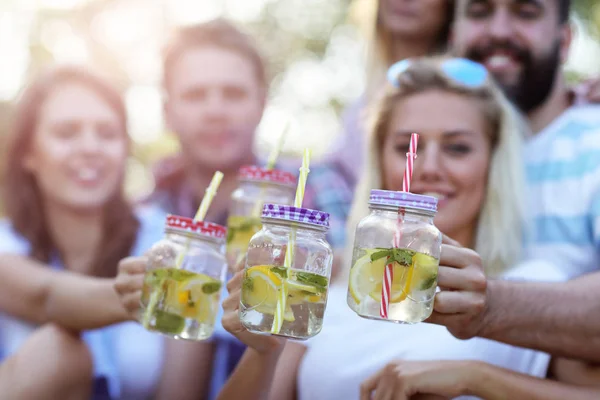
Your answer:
[202,281,222,294]
[418,274,437,290]
[295,272,328,293]
[392,249,415,266]
[242,276,254,292]
[370,249,393,262]
[271,266,288,279]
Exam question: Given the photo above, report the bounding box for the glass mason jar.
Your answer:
[240,203,333,340]
[226,166,296,272]
[140,214,228,341]
[347,190,441,324]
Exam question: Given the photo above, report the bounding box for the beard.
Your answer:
[465,39,561,113]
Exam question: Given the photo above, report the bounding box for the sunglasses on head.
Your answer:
[387,58,489,89]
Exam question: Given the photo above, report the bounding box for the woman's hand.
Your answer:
[426,235,489,340]
[360,360,477,400]
[221,271,285,354]
[113,256,146,320]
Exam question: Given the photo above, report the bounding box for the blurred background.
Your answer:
[0,0,599,203]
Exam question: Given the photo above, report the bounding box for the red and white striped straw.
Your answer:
[380,133,419,319]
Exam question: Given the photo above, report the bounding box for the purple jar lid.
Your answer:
[369,189,438,213]
[262,203,330,228]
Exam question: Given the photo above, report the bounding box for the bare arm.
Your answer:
[428,238,600,362]
[0,254,129,330]
[469,361,600,400]
[362,359,600,400]
[480,273,600,362]
[550,357,600,388]
[154,340,215,400]
[217,342,304,400]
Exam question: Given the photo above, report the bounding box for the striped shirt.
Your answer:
[524,104,600,279]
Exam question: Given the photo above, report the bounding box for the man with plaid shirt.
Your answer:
[142,19,352,399]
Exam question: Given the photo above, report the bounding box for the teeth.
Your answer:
[422,192,446,200]
[486,55,512,68]
[78,168,99,181]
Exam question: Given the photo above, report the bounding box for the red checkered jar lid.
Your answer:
[238,165,296,186]
[165,214,227,240]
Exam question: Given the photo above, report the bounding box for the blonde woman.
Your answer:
[331,0,452,188]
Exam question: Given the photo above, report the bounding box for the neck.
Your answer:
[528,74,571,134]
[183,157,256,221]
[389,34,436,63]
[44,201,104,273]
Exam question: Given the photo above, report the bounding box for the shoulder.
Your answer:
[130,204,169,256]
[543,105,600,141]
[0,219,30,255]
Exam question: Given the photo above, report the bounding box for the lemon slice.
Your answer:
[242,265,283,310]
[176,273,219,321]
[286,279,323,304]
[349,251,413,305]
[412,253,439,290]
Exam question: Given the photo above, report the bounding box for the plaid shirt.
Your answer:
[291,160,354,249]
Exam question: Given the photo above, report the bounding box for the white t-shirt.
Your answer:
[297,260,568,400]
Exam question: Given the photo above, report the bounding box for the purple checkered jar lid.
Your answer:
[262,203,330,229]
[369,189,438,213]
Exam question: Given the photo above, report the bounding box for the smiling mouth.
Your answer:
[73,167,104,186]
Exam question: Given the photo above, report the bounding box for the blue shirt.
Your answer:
[0,205,167,399]
[524,105,600,278]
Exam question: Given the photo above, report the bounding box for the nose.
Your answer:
[487,9,515,41]
[413,144,442,183]
[78,127,103,155]
[204,90,228,119]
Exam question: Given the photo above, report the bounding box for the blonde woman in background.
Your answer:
[111,57,595,399]
[329,0,453,189]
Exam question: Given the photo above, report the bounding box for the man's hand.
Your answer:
[113,256,146,320]
[426,235,489,340]
[360,360,476,400]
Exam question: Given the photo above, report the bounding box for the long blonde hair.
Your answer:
[349,0,454,100]
[343,57,529,279]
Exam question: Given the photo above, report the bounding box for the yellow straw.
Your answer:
[195,171,224,221]
[265,121,290,170]
[175,171,224,268]
[144,172,224,327]
[271,149,311,334]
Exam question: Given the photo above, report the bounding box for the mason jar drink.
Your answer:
[227,166,296,271]
[240,204,333,340]
[141,215,227,340]
[347,190,441,324]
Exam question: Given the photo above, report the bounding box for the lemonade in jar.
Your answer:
[240,204,333,340]
[347,190,441,324]
[227,166,296,271]
[141,215,228,340]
